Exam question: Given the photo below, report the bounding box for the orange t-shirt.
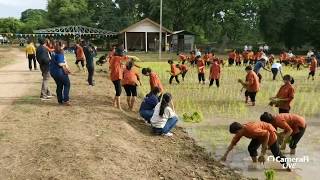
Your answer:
[179,54,187,61]
[76,46,85,61]
[150,72,164,92]
[231,122,277,146]
[245,71,260,92]
[276,83,295,110]
[273,114,306,134]
[310,58,318,71]
[280,53,288,62]
[248,51,254,60]
[122,69,139,86]
[180,64,188,72]
[170,64,180,76]
[109,56,128,81]
[197,59,205,73]
[210,62,221,80]
[229,52,236,59]
[255,52,263,60]
[242,51,249,60]
[189,54,196,62]
[236,53,241,62]
[297,56,305,64]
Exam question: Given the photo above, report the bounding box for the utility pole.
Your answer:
[159,0,163,60]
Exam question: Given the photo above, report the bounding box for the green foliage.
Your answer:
[182,111,204,123]
[264,169,275,180]
[20,9,49,33]
[0,18,23,33]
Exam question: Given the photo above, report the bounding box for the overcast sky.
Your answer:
[0,0,47,18]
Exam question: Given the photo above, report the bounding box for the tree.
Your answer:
[0,18,23,33]
[47,0,93,26]
[20,9,49,33]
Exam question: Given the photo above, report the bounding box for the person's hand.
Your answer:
[258,155,266,163]
[238,79,243,83]
[220,155,227,162]
[280,143,286,150]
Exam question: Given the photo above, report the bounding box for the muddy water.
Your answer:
[181,117,320,180]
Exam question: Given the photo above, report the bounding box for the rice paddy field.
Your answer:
[93,52,319,179]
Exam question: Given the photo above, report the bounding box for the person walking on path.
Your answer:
[26,41,37,71]
[36,38,53,100]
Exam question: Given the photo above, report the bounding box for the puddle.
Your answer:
[182,118,320,180]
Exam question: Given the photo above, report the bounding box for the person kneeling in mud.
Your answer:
[139,87,161,123]
[260,112,306,155]
[221,121,290,170]
[150,93,178,137]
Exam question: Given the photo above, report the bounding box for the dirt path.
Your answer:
[0,50,245,179]
[0,48,40,118]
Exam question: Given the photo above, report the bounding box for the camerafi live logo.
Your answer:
[267,156,309,169]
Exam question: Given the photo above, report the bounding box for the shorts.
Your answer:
[245,90,257,102]
[123,85,137,96]
[309,71,315,77]
[112,80,122,96]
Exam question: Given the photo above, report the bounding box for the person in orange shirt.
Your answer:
[260,112,306,155]
[109,47,129,110]
[168,60,180,84]
[209,60,221,88]
[122,61,142,111]
[308,55,318,80]
[280,50,289,66]
[296,56,304,70]
[248,50,255,65]
[197,57,206,84]
[177,53,187,64]
[189,51,196,66]
[142,68,164,94]
[228,49,236,66]
[206,51,214,66]
[221,121,289,169]
[238,66,260,106]
[242,50,249,65]
[235,50,242,66]
[176,61,188,81]
[269,75,295,113]
[74,42,86,71]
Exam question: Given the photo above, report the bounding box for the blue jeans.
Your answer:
[51,73,70,104]
[139,109,154,123]
[153,116,178,134]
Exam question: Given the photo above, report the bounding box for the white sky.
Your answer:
[0,0,47,18]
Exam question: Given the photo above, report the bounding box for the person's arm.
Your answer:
[221,132,242,161]
[280,123,293,149]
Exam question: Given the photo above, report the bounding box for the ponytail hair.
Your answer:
[159,93,172,117]
[283,74,294,84]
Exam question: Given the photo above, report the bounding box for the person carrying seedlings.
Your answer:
[253,57,270,83]
[269,75,295,113]
[177,52,187,64]
[271,61,283,80]
[150,93,178,137]
[260,112,306,155]
[228,49,236,66]
[221,121,289,170]
[122,61,142,111]
[142,68,164,94]
[197,57,206,84]
[209,60,221,88]
[74,42,86,72]
[109,47,129,110]
[308,55,318,80]
[238,66,260,106]
[139,87,161,123]
[176,62,188,81]
[168,60,180,84]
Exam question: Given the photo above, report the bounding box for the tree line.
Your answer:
[0,0,319,49]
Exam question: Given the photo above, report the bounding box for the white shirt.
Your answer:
[288,52,294,58]
[272,63,282,70]
[151,103,176,128]
[196,50,201,57]
[264,45,269,51]
[244,45,248,51]
[307,51,314,58]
